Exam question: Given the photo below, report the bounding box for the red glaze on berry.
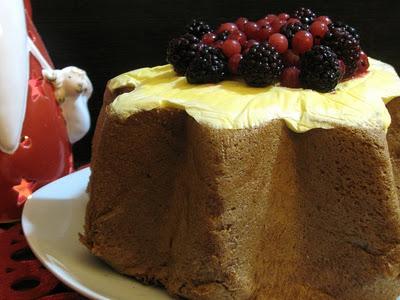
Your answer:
[265,14,278,23]
[310,21,328,38]
[213,40,224,49]
[357,51,369,74]
[228,30,247,46]
[222,39,242,57]
[280,67,301,88]
[228,53,243,74]
[235,17,248,32]
[278,13,290,20]
[268,33,288,53]
[244,22,259,39]
[282,49,300,67]
[257,25,274,41]
[316,16,332,25]
[256,18,270,27]
[271,18,286,33]
[217,22,238,34]
[202,32,217,45]
[287,18,301,24]
[292,31,313,54]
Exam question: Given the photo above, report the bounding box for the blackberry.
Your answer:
[322,27,361,76]
[217,30,230,41]
[292,7,316,25]
[300,45,340,92]
[166,33,200,75]
[280,22,309,41]
[238,42,283,87]
[329,21,360,41]
[186,45,228,84]
[185,19,212,39]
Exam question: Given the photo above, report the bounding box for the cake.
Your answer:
[81,9,400,300]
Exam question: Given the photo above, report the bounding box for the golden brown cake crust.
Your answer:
[82,91,400,300]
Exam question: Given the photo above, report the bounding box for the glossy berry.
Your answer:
[239,42,284,87]
[300,45,341,92]
[217,30,230,41]
[166,33,200,75]
[287,18,301,24]
[292,7,317,25]
[228,30,247,46]
[257,25,274,41]
[316,16,332,25]
[268,33,288,53]
[257,18,270,27]
[244,39,259,50]
[265,14,278,23]
[292,31,313,54]
[271,18,286,33]
[278,13,290,20]
[244,22,259,39]
[202,32,217,45]
[222,39,242,57]
[217,22,238,34]
[213,40,224,49]
[310,21,328,38]
[280,67,301,88]
[185,19,212,38]
[282,49,300,67]
[322,27,361,76]
[329,21,360,41]
[357,51,369,73]
[280,22,309,41]
[186,45,227,83]
[338,59,346,80]
[235,17,248,32]
[228,53,243,74]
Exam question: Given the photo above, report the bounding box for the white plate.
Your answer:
[22,167,171,300]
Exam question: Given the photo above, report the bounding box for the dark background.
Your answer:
[31,0,400,166]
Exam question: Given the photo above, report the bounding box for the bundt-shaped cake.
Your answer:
[81,58,400,299]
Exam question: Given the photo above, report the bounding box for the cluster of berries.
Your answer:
[166,8,369,92]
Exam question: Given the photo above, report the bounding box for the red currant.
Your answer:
[256,18,270,27]
[271,18,286,33]
[228,53,243,74]
[244,22,259,39]
[357,51,369,74]
[244,39,259,50]
[278,13,290,20]
[282,49,300,67]
[217,22,238,34]
[316,16,332,25]
[228,30,247,46]
[222,39,242,57]
[265,14,278,23]
[213,40,224,49]
[280,67,301,88]
[287,18,300,25]
[310,21,328,38]
[235,17,248,32]
[202,32,217,45]
[268,33,288,53]
[257,25,274,41]
[292,31,313,54]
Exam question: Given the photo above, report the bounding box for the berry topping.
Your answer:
[185,19,212,38]
[166,33,200,75]
[222,39,242,57]
[338,59,346,80]
[278,13,290,20]
[256,18,270,28]
[292,30,314,54]
[316,16,332,25]
[281,67,301,88]
[310,21,329,39]
[228,53,243,74]
[244,21,260,39]
[239,42,284,87]
[322,27,361,76]
[186,45,228,84]
[280,22,309,41]
[268,33,288,53]
[329,21,360,41]
[213,40,224,49]
[202,32,217,45]
[282,49,300,67]
[244,39,259,50]
[287,18,301,25]
[265,14,278,23]
[217,30,231,41]
[217,22,238,34]
[271,18,287,33]
[228,30,247,46]
[257,25,274,41]
[300,45,341,92]
[292,7,317,25]
[235,17,248,32]
[357,51,369,73]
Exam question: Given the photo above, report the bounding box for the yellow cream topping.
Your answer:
[108,58,400,132]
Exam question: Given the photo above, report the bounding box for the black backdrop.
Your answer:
[31,0,400,166]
